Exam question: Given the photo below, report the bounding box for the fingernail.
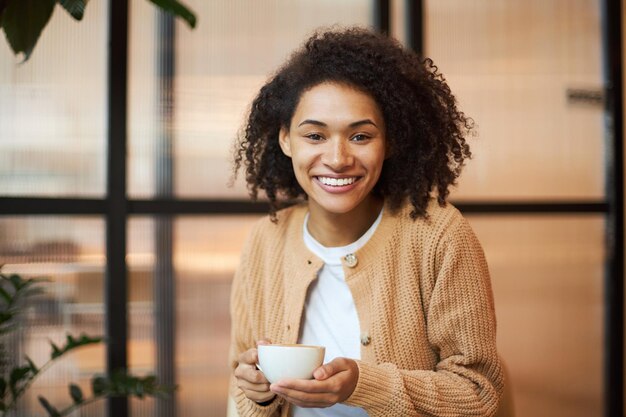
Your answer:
[270,384,281,393]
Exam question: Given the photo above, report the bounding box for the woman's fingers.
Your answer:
[270,358,359,408]
[271,382,336,408]
[237,376,270,393]
[238,347,259,366]
[234,363,274,402]
[240,384,275,403]
[273,378,333,394]
[234,344,275,403]
[235,362,269,385]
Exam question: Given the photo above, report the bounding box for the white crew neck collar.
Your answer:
[303,208,384,266]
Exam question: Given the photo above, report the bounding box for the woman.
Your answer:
[229,27,503,417]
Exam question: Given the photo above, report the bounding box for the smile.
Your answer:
[316,176,359,187]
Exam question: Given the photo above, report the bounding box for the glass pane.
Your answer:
[0,217,106,416]
[467,214,605,417]
[128,215,261,417]
[426,0,604,201]
[128,0,374,198]
[0,4,108,197]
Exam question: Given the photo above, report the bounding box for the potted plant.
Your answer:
[0,267,171,416]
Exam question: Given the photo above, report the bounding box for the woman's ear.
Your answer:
[278,127,292,157]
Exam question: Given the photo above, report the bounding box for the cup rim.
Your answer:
[258,344,324,350]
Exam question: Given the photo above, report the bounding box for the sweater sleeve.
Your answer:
[344,216,503,416]
[228,222,284,417]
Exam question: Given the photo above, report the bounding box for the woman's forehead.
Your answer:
[291,82,384,128]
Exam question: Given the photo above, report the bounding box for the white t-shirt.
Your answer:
[293,210,383,417]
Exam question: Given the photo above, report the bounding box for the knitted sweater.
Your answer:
[229,199,503,417]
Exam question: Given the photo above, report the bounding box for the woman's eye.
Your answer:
[305,133,323,141]
[351,134,370,142]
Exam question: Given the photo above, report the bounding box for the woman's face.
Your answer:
[279,82,386,218]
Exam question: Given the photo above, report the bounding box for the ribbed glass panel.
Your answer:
[128,215,261,417]
[128,0,374,198]
[426,0,604,201]
[468,214,604,417]
[127,217,158,416]
[0,3,108,197]
[0,216,105,416]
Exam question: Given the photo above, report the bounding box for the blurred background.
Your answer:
[0,0,622,416]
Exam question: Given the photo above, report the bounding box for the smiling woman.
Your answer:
[233,28,472,223]
[277,83,386,246]
[230,27,503,417]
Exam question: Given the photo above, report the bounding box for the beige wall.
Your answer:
[426,1,607,416]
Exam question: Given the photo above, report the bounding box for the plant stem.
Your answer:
[4,358,55,411]
[58,394,106,416]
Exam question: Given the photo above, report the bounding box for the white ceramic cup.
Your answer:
[257,344,325,383]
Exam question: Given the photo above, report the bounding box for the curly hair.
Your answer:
[233,26,473,219]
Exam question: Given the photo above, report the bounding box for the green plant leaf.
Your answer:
[9,366,32,396]
[0,324,17,336]
[18,276,49,291]
[76,333,103,345]
[89,371,174,400]
[1,269,48,297]
[149,0,196,28]
[69,384,83,404]
[50,341,63,359]
[22,286,46,299]
[0,323,17,336]
[0,0,6,29]
[91,376,106,396]
[9,366,31,385]
[59,0,86,20]
[0,376,6,398]
[7,274,24,291]
[0,311,14,324]
[0,286,11,304]
[1,0,57,61]
[38,396,61,417]
[25,355,39,374]
[52,333,102,358]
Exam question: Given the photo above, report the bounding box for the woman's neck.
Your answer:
[306,197,384,247]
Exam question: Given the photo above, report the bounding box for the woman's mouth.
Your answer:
[316,176,359,187]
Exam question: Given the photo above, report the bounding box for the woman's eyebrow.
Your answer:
[297,119,378,128]
[298,119,326,127]
[349,119,378,128]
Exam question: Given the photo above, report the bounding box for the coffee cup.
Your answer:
[257,344,325,383]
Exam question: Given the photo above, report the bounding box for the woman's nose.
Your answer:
[322,139,354,170]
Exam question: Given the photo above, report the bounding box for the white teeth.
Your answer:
[318,176,357,186]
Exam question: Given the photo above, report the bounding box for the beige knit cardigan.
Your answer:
[229,199,503,417]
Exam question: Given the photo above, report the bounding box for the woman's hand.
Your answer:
[234,341,276,404]
[269,357,359,408]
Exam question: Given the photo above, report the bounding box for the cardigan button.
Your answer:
[360,333,371,346]
[344,253,358,268]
